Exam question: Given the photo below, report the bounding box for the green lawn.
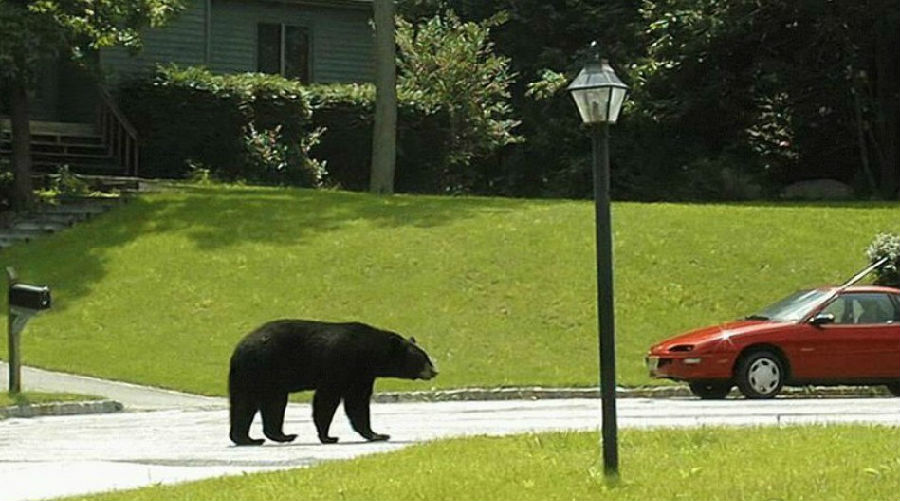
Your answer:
[65,425,900,501]
[0,184,896,395]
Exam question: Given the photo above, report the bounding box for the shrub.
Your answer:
[117,65,324,186]
[866,233,900,287]
[118,57,524,193]
[396,10,521,192]
[305,83,451,192]
[118,68,454,191]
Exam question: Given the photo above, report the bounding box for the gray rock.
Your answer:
[782,179,854,200]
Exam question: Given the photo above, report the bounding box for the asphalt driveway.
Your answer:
[3,396,900,501]
[1,363,899,501]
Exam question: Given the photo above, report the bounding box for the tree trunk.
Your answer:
[369,0,397,195]
[872,16,900,200]
[8,78,34,211]
[851,86,878,196]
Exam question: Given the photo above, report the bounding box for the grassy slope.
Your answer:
[0,185,896,395]
[68,426,900,501]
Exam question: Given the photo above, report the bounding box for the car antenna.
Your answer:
[840,256,889,288]
[801,256,890,324]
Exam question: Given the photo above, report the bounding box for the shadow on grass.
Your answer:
[0,186,537,318]
[153,186,536,250]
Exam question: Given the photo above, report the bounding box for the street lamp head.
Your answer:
[567,52,628,125]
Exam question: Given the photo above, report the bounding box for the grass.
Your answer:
[0,391,99,408]
[0,184,896,395]
[65,425,900,501]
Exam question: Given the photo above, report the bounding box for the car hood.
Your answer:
[649,320,789,353]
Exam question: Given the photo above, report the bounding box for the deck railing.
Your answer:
[97,87,140,176]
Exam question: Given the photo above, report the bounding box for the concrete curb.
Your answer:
[373,385,893,402]
[1,386,892,419]
[0,400,123,419]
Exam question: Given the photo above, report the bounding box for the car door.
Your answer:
[786,298,856,380]
[810,292,900,380]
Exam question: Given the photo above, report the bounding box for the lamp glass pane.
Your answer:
[606,87,627,124]
[571,87,612,124]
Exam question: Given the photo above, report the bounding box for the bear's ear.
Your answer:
[410,337,417,345]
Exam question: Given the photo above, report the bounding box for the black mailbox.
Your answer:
[9,283,51,311]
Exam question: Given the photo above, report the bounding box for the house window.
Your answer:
[257,23,310,83]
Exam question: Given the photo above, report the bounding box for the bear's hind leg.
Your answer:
[229,392,264,446]
[260,392,297,443]
[312,388,342,444]
[344,381,389,442]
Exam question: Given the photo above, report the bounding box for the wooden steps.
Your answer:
[0,195,130,249]
[0,119,123,175]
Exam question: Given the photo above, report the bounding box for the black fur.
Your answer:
[228,320,437,445]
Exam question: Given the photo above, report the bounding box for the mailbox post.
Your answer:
[7,267,51,394]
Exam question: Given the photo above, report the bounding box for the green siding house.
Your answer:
[27,0,375,122]
[103,0,374,85]
[2,0,374,175]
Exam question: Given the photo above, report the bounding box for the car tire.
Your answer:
[886,382,900,397]
[735,350,784,399]
[689,381,732,399]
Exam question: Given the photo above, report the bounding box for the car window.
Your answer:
[821,293,898,324]
[750,289,832,322]
[820,297,851,323]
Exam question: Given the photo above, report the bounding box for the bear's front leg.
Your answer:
[313,389,342,444]
[229,390,265,446]
[260,392,297,443]
[344,381,390,442]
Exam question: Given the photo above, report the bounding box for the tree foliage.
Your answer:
[1,0,182,88]
[636,0,900,198]
[1,0,183,209]
[0,1,63,85]
[396,10,520,192]
[3,0,897,201]
[399,0,899,200]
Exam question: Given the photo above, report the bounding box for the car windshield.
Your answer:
[745,289,833,322]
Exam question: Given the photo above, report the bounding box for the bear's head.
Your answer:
[389,335,438,380]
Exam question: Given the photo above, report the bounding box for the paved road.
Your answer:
[0,362,224,410]
[3,397,899,501]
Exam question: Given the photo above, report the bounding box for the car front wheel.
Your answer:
[689,381,732,399]
[735,351,784,399]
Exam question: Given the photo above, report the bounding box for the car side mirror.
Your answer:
[810,313,835,326]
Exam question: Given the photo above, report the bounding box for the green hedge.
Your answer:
[306,83,450,192]
[117,66,451,191]
[118,66,322,185]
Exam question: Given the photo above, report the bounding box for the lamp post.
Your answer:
[567,45,628,477]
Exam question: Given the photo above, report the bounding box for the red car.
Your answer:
[646,285,900,399]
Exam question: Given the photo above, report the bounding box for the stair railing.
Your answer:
[96,86,140,176]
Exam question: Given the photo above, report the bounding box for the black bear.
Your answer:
[228,319,438,446]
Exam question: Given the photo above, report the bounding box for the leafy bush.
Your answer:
[305,83,451,192]
[118,46,522,193]
[118,68,455,191]
[396,11,521,192]
[48,165,91,197]
[117,65,325,186]
[866,233,900,287]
